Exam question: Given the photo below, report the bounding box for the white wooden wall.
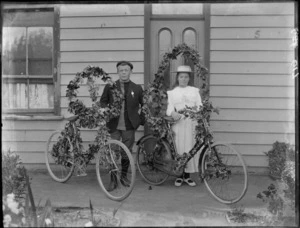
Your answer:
[209,3,296,170]
[3,3,296,170]
[59,4,145,159]
[2,4,145,164]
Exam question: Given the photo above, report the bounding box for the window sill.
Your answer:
[2,114,64,121]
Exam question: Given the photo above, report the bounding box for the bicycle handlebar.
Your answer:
[65,115,79,122]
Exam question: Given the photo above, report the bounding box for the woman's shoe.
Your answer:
[183,178,196,187]
[174,178,183,187]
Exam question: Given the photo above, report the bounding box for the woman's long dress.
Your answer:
[166,86,203,173]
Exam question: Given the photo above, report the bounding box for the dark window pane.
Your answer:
[183,29,196,49]
[28,27,53,75]
[2,27,26,75]
[152,4,203,14]
[159,29,172,62]
[183,29,197,86]
[159,29,172,89]
[3,10,54,27]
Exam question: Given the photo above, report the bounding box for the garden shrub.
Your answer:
[2,149,27,200]
[265,141,294,179]
[257,142,296,225]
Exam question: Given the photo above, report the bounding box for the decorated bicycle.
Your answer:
[45,66,136,201]
[137,43,248,204]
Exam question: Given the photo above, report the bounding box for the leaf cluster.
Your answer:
[257,183,284,218]
[142,43,214,140]
[2,149,27,200]
[265,141,295,178]
[52,65,123,167]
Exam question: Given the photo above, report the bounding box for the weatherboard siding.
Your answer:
[59,4,145,158]
[3,4,145,165]
[209,2,296,169]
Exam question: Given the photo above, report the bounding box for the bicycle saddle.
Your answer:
[65,115,79,122]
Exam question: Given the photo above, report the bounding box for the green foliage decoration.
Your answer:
[142,43,219,146]
[52,65,123,166]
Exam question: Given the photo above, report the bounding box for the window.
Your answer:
[183,28,197,84]
[152,3,203,15]
[159,29,172,89]
[2,8,58,114]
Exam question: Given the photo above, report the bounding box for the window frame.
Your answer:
[2,6,60,115]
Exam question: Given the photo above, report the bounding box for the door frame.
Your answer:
[143,3,211,93]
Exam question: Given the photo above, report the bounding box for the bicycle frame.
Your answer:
[163,118,213,173]
[137,117,214,177]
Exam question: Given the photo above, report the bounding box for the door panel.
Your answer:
[150,20,205,89]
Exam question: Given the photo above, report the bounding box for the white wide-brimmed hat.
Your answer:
[172,65,193,73]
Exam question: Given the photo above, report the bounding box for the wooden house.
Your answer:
[2,2,297,173]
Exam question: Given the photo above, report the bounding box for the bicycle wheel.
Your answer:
[137,135,170,185]
[96,139,136,201]
[45,131,75,183]
[201,142,248,204]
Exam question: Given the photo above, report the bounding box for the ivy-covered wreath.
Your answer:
[51,66,123,167]
[142,43,219,145]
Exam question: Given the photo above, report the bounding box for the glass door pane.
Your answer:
[152,4,203,15]
[159,29,172,89]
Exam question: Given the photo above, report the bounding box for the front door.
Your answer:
[150,20,205,90]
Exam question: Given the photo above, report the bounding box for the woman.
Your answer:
[166,65,203,187]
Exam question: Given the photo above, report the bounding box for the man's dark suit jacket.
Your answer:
[100,80,144,133]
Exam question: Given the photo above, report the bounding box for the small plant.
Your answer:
[226,204,262,225]
[265,141,294,179]
[227,205,248,223]
[2,149,27,200]
[2,150,55,227]
[87,199,101,227]
[281,160,295,208]
[257,183,284,219]
[3,193,26,227]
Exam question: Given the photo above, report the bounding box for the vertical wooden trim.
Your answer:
[25,28,30,109]
[54,5,61,115]
[203,3,211,97]
[144,4,151,87]
[293,2,299,219]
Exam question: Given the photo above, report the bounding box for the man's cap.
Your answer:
[116,61,133,70]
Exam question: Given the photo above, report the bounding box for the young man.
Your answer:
[100,61,144,191]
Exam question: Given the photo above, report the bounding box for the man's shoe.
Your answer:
[107,180,118,192]
[107,172,118,191]
[120,175,130,187]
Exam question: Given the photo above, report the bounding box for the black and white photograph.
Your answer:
[1,0,298,227]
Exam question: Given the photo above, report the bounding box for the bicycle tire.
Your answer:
[96,139,136,201]
[201,142,248,204]
[137,135,170,185]
[45,131,75,183]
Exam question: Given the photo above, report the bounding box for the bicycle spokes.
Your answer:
[136,136,170,185]
[202,143,248,204]
[45,131,75,183]
[96,140,135,201]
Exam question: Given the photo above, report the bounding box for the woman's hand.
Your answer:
[171,111,183,121]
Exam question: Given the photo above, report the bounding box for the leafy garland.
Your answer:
[51,66,123,167]
[142,43,219,149]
